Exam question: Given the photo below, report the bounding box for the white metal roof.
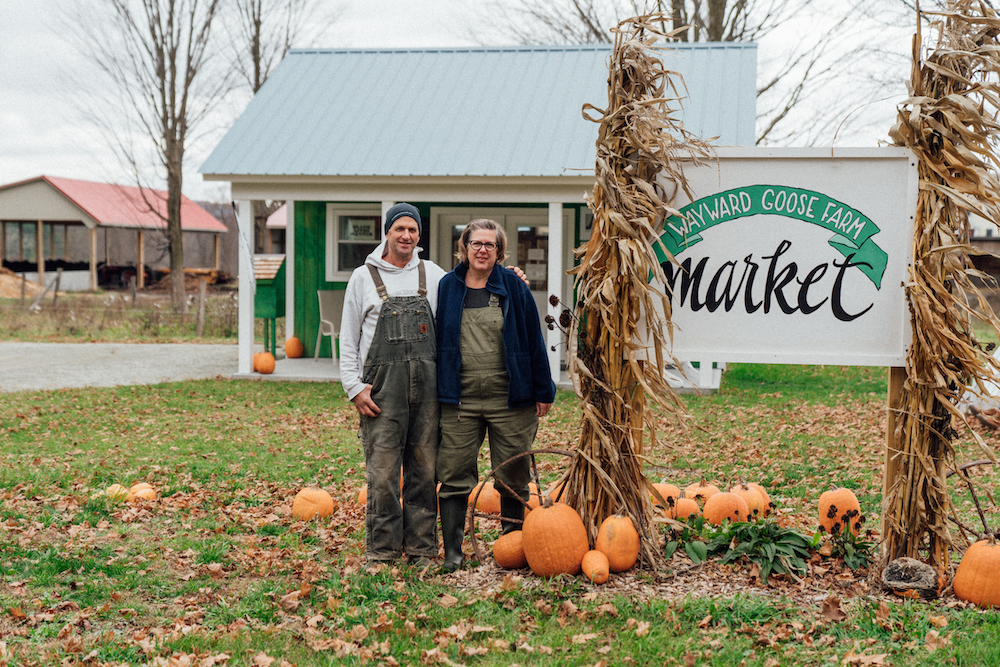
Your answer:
[201,44,757,180]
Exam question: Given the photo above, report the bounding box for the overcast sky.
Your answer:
[0,0,479,202]
[1,1,910,203]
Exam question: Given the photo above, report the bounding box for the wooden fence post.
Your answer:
[196,277,207,337]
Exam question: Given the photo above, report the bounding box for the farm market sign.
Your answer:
[654,148,917,366]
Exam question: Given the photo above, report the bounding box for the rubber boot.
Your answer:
[439,497,467,573]
[500,495,524,535]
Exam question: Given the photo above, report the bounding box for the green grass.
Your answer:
[0,367,997,665]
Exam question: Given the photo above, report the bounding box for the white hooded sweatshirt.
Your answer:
[339,241,446,400]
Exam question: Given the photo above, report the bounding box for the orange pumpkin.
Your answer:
[730,484,766,520]
[292,487,334,521]
[747,482,773,516]
[284,337,304,359]
[127,487,157,502]
[684,481,721,505]
[651,483,681,509]
[357,485,367,504]
[668,497,701,521]
[470,481,502,515]
[522,501,589,577]
[493,530,528,569]
[818,488,862,537]
[595,514,640,572]
[702,492,750,525]
[581,550,610,584]
[256,352,276,375]
[546,479,568,503]
[954,539,1000,608]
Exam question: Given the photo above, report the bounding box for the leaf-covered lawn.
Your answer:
[1,366,998,666]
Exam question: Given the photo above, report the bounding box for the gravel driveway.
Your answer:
[0,342,237,393]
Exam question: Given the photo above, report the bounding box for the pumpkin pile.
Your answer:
[495,499,641,584]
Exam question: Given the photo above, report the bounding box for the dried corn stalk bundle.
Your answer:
[885,0,1000,568]
[565,14,712,568]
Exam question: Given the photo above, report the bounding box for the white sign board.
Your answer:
[655,147,916,366]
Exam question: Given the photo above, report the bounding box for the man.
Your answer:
[340,203,445,566]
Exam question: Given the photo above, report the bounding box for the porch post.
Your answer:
[89,226,97,291]
[547,202,563,383]
[237,199,255,375]
[213,234,220,270]
[36,220,45,287]
[137,230,145,289]
[284,200,295,340]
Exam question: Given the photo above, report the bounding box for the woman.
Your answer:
[436,218,556,572]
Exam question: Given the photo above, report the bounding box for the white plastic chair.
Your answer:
[315,289,345,362]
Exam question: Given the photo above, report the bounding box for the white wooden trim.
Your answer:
[284,200,295,339]
[547,203,563,382]
[237,199,254,374]
[324,203,382,282]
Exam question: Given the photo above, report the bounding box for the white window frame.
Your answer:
[325,203,382,281]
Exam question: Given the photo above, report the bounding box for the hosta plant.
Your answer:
[706,520,819,584]
[827,528,877,570]
[664,514,709,565]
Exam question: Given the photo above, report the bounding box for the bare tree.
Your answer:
[222,0,314,253]
[72,0,230,312]
[476,0,887,146]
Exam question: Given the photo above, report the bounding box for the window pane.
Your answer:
[339,243,378,271]
[339,215,380,242]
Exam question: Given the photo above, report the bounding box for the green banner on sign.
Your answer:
[656,185,887,289]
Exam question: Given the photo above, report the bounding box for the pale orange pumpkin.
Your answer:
[522,501,589,577]
[818,488,862,537]
[651,483,681,509]
[493,530,528,569]
[668,497,701,521]
[292,487,334,521]
[127,487,157,502]
[105,484,129,501]
[581,550,610,584]
[747,482,773,516]
[702,492,750,525]
[357,485,367,504]
[730,484,766,520]
[129,482,153,493]
[284,337,304,359]
[470,481,501,515]
[684,481,721,505]
[256,352,276,375]
[595,514,640,572]
[954,538,1000,608]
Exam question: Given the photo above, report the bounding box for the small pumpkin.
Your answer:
[284,337,304,359]
[256,352,276,375]
[730,484,766,520]
[581,550,610,584]
[292,487,334,521]
[702,492,750,525]
[129,482,153,493]
[470,481,501,515]
[818,488,862,537]
[105,484,129,501]
[357,484,367,504]
[522,501,589,577]
[684,481,721,505]
[747,482,773,517]
[953,538,1000,608]
[651,483,681,509]
[668,497,701,521]
[595,514,640,572]
[128,487,157,502]
[493,530,528,569]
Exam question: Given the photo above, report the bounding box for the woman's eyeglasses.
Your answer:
[469,241,497,251]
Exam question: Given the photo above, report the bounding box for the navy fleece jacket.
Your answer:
[437,262,556,409]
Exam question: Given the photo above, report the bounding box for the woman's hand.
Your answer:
[536,402,552,417]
